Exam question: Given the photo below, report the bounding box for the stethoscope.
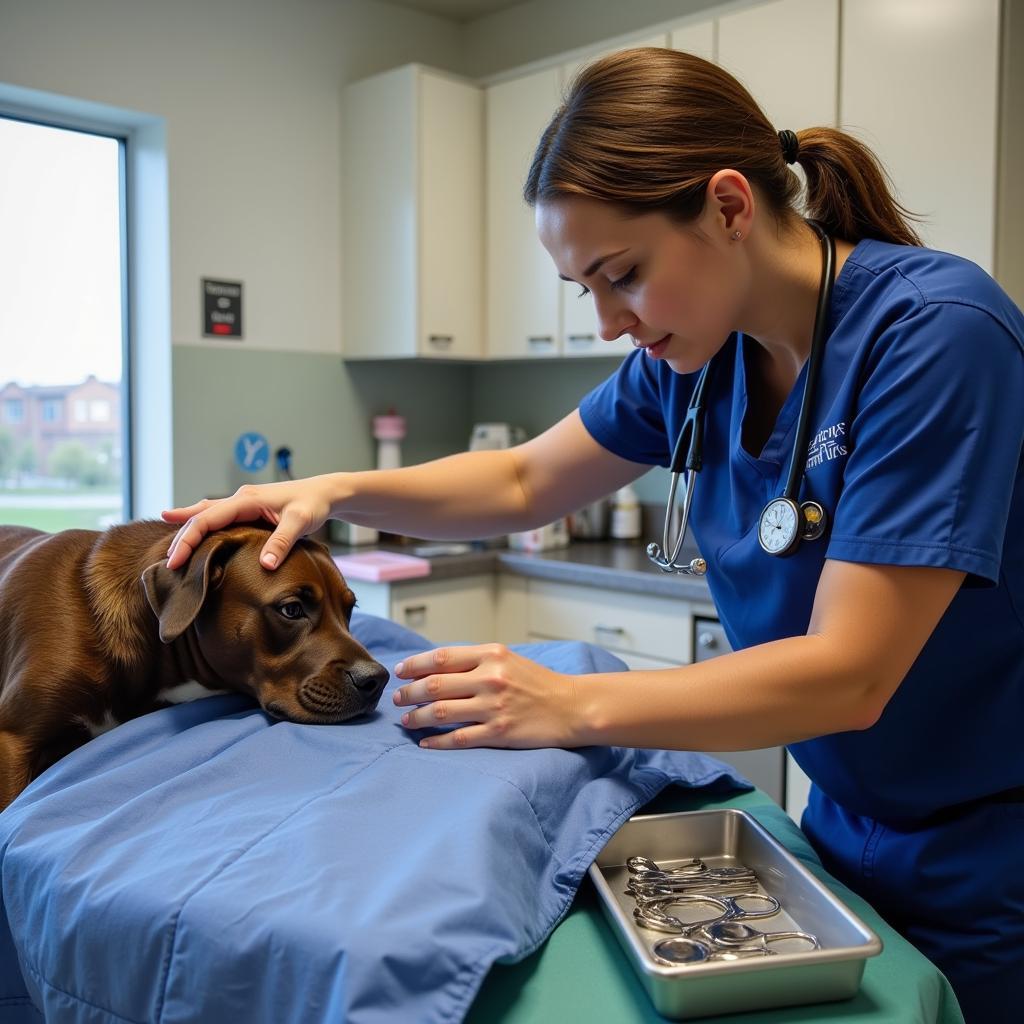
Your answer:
[647,220,835,576]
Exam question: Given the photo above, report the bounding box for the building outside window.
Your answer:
[0,116,128,531]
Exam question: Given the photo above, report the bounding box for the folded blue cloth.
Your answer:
[0,612,750,1024]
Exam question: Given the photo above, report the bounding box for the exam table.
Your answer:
[0,612,963,1023]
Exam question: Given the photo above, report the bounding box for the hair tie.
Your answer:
[778,129,800,164]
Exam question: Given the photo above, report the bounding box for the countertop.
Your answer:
[328,538,714,602]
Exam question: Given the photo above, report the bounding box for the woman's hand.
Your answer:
[391,643,583,750]
[161,478,334,570]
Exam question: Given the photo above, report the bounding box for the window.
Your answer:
[0,117,128,529]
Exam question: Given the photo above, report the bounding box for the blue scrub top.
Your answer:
[579,239,1024,823]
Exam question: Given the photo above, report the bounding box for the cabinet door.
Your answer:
[560,34,668,360]
[419,71,484,358]
[527,579,692,664]
[841,0,999,270]
[717,0,838,130]
[343,66,417,358]
[390,574,496,645]
[486,67,564,359]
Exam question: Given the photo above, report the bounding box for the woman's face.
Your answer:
[536,194,751,375]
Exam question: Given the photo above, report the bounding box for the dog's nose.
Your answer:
[347,661,389,694]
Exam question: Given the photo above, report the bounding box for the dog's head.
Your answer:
[141,526,388,723]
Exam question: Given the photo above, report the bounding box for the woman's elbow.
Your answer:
[846,669,906,732]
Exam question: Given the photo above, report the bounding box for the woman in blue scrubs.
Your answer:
[165,49,1023,1021]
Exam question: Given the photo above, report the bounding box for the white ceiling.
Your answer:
[382,0,529,23]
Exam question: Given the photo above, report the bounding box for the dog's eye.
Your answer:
[278,601,305,620]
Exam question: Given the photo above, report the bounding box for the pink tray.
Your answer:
[332,551,432,582]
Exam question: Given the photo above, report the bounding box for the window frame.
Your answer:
[0,112,133,519]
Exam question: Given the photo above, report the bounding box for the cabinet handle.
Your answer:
[698,631,717,649]
[527,335,554,348]
[567,333,596,344]
[594,624,626,638]
[428,334,453,348]
[402,604,428,627]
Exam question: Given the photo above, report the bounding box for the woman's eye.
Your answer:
[279,601,305,620]
[610,267,637,291]
[577,285,590,298]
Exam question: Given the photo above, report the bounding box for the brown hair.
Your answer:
[524,47,923,246]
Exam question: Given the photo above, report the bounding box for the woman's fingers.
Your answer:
[393,644,504,691]
[160,499,213,523]
[399,693,488,731]
[258,506,313,569]
[418,724,493,750]
[165,495,262,569]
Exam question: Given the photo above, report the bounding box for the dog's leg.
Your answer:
[0,731,32,813]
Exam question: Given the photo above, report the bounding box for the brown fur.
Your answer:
[0,521,388,811]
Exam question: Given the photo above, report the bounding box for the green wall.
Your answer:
[171,346,472,504]
[172,346,667,508]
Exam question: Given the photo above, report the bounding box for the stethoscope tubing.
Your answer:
[648,219,836,574]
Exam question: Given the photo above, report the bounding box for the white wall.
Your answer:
[0,0,467,357]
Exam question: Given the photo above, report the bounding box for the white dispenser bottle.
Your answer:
[610,484,641,540]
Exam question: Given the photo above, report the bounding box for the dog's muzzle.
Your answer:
[297,660,389,716]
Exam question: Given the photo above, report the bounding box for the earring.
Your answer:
[731,230,742,241]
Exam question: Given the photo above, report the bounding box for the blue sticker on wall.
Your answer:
[234,432,270,472]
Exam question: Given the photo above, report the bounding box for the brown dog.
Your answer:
[0,520,389,811]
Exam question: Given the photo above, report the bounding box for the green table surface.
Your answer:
[466,787,964,1024]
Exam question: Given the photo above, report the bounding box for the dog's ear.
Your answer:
[141,534,243,643]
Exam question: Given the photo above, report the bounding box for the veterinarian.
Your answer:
[165,49,1024,1022]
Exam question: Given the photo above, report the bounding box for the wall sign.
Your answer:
[234,432,270,472]
[203,278,243,339]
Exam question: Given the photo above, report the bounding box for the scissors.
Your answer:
[626,853,820,962]
[632,891,781,935]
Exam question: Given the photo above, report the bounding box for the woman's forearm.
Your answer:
[321,449,531,540]
[573,633,884,751]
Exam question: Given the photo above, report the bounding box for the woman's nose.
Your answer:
[594,296,637,343]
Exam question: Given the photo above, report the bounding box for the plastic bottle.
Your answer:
[610,484,642,540]
[373,411,406,471]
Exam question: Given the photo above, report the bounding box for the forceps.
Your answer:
[702,919,820,952]
[648,918,819,966]
[632,891,781,935]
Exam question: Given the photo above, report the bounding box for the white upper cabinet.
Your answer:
[559,34,669,361]
[717,0,839,130]
[342,0,1012,361]
[840,0,1001,271]
[343,65,483,359]
[485,67,563,359]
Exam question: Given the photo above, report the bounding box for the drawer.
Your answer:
[526,636,683,670]
[527,579,691,663]
[389,574,495,645]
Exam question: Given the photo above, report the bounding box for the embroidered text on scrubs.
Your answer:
[806,422,847,470]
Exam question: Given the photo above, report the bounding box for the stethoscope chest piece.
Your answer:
[756,498,829,556]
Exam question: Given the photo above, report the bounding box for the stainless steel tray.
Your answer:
[588,809,882,1020]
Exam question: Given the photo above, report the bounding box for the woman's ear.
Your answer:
[704,169,755,240]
